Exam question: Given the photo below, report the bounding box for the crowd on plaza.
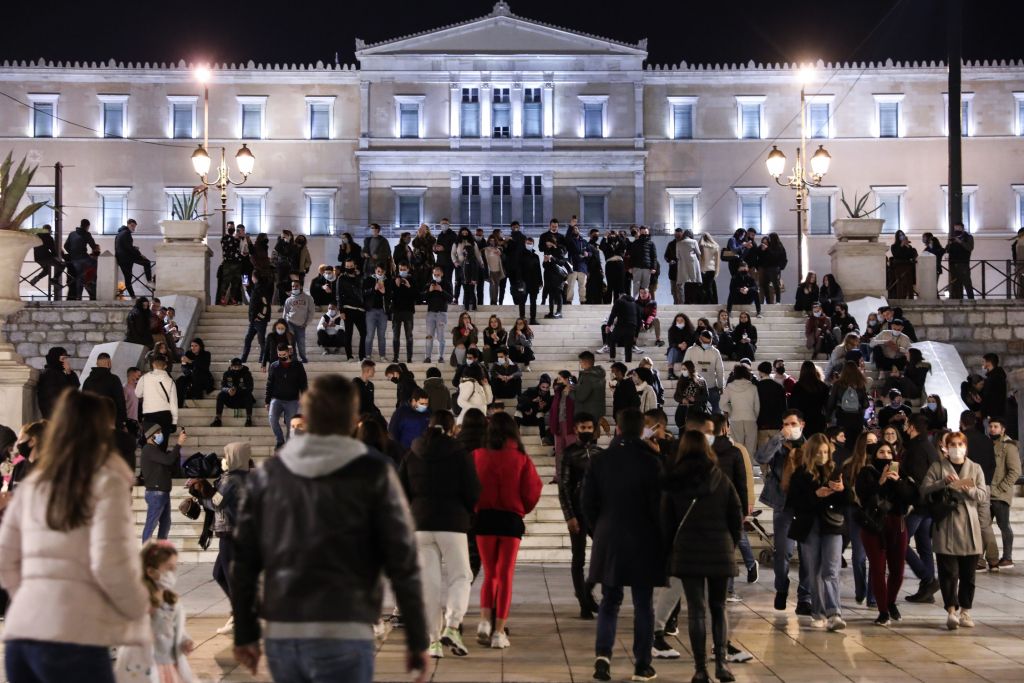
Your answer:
[0,216,1021,683]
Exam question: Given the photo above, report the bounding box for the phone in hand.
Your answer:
[889,461,899,475]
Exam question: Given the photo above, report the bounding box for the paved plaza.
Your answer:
[59,561,1023,683]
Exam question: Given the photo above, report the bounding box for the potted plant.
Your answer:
[0,153,51,307]
[832,190,885,241]
[159,187,210,242]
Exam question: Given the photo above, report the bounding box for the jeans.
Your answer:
[771,508,810,603]
[268,398,300,446]
[288,322,308,363]
[546,281,564,315]
[936,554,978,610]
[241,320,267,363]
[846,509,872,603]
[631,268,652,295]
[904,513,936,582]
[142,490,171,542]
[265,638,375,683]
[342,308,366,360]
[948,261,975,300]
[654,577,684,631]
[702,270,718,305]
[365,308,388,357]
[682,576,729,668]
[213,533,234,600]
[708,386,722,415]
[5,639,115,683]
[392,311,414,361]
[726,291,761,315]
[760,266,781,304]
[595,583,654,669]
[992,500,1014,561]
[517,290,538,322]
[800,521,843,619]
[424,311,447,360]
[728,530,757,594]
[569,528,594,607]
[416,531,472,642]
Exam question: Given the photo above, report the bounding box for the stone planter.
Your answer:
[0,231,42,316]
[159,219,209,243]
[833,218,884,242]
[0,230,41,427]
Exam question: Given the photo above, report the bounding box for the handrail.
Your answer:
[936,259,1019,300]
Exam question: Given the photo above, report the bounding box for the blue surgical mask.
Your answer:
[375,274,385,280]
[399,271,409,278]
[415,404,428,413]
[926,402,937,411]
[153,433,165,446]
[702,343,711,350]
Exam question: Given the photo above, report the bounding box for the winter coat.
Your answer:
[699,236,721,274]
[456,379,492,425]
[921,458,988,556]
[583,437,665,587]
[135,369,178,424]
[125,306,152,347]
[400,433,480,534]
[683,344,725,391]
[990,435,1022,504]
[674,237,702,284]
[388,404,431,451]
[114,226,145,266]
[140,444,181,493]
[853,459,917,523]
[721,378,760,422]
[794,283,819,312]
[83,366,128,427]
[755,434,806,511]
[790,381,829,436]
[607,296,639,331]
[574,365,607,420]
[248,283,272,324]
[213,442,250,535]
[422,376,452,413]
[712,436,749,513]
[473,441,543,528]
[785,465,850,541]
[755,377,787,430]
[180,347,214,397]
[265,360,308,404]
[629,236,658,270]
[0,457,150,646]
[981,366,1009,419]
[636,382,658,414]
[662,459,742,579]
[558,441,602,527]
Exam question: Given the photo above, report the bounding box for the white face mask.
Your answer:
[681,370,689,378]
[642,426,656,440]
[783,426,803,441]
[675,322,685,329]
[497,358,507,366]
[947,446,966,464]
[705,433,716,446]
[433,275,442,283]
[157,569,177,591]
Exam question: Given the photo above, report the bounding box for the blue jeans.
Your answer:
[365,309,387,357]
[5,639,115,683]
[268,398,300,446]
[709,386,722,414]
[424,311,447,360]
[846,509,873,604]
[595,584,654,669]
[241,320,267,363]
[728,529,757,593]
[265,638,374,683]
[800,521,843,619]
[905,513,936,582]
[142,490,171,542]
[288,322,308,363]
[772,508,810,602]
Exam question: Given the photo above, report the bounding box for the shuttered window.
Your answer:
[240,196,263,233]
[241,104,262,139]
[523,175,542,228]
[740,103,761,139]
[103,102,124,138]
[583,103,604,138]
[399,104,419,138]
[492,175,511,225]
[809,195,832,235]
[876,192,901,233]
[808,102,830,138]
[32,102,54,138]
[672,197,694,230]
[399,196,421,228]
[492,88,510,139]
[172,103,193,138]
[582,195,605,227]
[309,103,330,139]
[460,88,480,138]
[523,88,542,138]
[878,102,899,137]
[308,196,331,235]
[672,103,693,139]
[460,175,481,226]
[740,196,763,232]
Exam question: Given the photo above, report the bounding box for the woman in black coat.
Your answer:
[793,272,819,312]
[175,337,214,406]
[662,430,742,683]
[124,297,153,347]
[261,318,295,370]
[35,346,80,419]
[818,274,845,318]
[789,361,829,437]
[731,311,758,361]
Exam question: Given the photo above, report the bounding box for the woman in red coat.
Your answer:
[472,412,543,650]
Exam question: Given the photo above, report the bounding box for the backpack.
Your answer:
[839,386,860,414]
[182,452,223,479]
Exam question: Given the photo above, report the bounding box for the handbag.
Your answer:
[925,487,960,523]
[858,495,893,535]
[178,496,201,520]
[822,503,846,528]
[721,248,738,262]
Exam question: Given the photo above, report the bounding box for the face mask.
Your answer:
[681,370,689,378]
[157,570,177,591]
[415,404,428,413]
[375,274,385,280]
[278,356,291,364]
[467,358,476,365]
[497,358,507,366]
[577,431,594,444]
[926,402,937,411]
[390,377,399,384]
[701,343,711,350]
[784,426,803,442]
[813,311,822,317]
[705,433,716,446]
[399,271,409,278]
[291,288,300,295]
[324,274,335,282]
[527,245,535,252]
[675,322,685,329]
[221,457,229,471]
[947,446,966,463]
[642,427,656,440]
[153,433,165,446]
[276,327,286,334]
[433,275,442,283]
[16,441,31,458]
[989,433,1002,441]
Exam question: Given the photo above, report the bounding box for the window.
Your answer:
[523,88,542,138]
[667,188,699,231]
[460,175,481,226]
[306,97,334,140]
[961,99,970,137]
[523,175,543,228]
[668,97,696,140]
[99,95,128,138]
[238,97,266,140]
[941,185,977,231]
[393,187,426,229]
[491,175,511,225]
[943,93,974,137]
[168,96,197,139]
[164,187,193,219]
[1016,93,1024,136]
[96,187,130,235]
[1014,185,1024,229]
[807,101,831,138]
[26,187,54,228]
[808,190,835,235]
[872,186,905,233]
[492,88,510,139]
[394,95,424,139]
[581,195,607,227]
[579,96,608,138]
[734,188,767,232]
[27,94,58,138]
[876,97,901,138]
[460,88,480,138]
[305,190,335,236]
[235,188,268,233]
[736,97,765,139]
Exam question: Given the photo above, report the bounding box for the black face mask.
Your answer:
[577,431,594,444]
[16,441,31,458]
[990,433,1001,441]
[390,377,399,384]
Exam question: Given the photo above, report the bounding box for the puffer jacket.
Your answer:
[721,378,760,422]
[399,432,480,533]
[662,457,742,578]
[920,458,988,556]
[0,457,150,646]
[231,434,428,651]
[213,441,250,535]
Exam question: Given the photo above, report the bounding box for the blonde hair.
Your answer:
[141,541,179,608]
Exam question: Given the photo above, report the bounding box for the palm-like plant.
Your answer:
[839,190,884,219]
[170,188,210,220]
[0,153,49,231]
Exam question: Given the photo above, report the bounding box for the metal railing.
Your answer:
[937,259,1021,300]
[18,264,64,301]
[121,260,157,298]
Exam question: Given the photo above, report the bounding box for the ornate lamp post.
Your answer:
[766,67,832,282]
[190,66,255,235]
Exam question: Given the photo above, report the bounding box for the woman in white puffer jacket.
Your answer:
[720,363,760,457]
[456,364,493,425]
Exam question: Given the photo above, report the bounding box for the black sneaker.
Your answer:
[664,615,679,636]
[631,664,657,681]
[668,373,678,381]
[553,312,563,319]
[888,603,902,621]
[773,592,787,611]
[529,319,539,326]
[906,579,939,603]
[795,602,812,616]
[544,313,556,319]
[715,662,735,683]
[747,564,759,584]
[593,656,611,681]
[652,633,680,659]
[873,613,891,626]
[244,418,253,427]
[210,417,222,427]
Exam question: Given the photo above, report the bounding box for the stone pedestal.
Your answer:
[916,252,938,302]
[97,251,118,302]
[1008,369,1024,437]
[828,241,889,299]
[0,300,39,426]
[155,242,211,305]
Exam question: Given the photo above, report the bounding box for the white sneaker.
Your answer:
[215,616,234,635]
[597,345,609,354]
[946,610,961,630]
[441,626,469,656]
[490,630,510,649]
[632,345,644,353]
[726,594,743,603]
[959,611,975,628]
[827,615,846,632]
[476,621,492,645]
[809,617,827,629]
[428,641,444,658]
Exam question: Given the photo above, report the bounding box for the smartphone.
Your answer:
[889,462,899,475]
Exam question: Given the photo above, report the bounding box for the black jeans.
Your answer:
[215,390,254,418]
[948,261,975,300]
[605,261,626,300]
[569,528,594,607]
[702,271,718,305]
[518,290,538,321]
[991,500,1013,561]
[213,533,234,599]
[392,311,414,361]
[343,308,367,360]
[241,320,267,363]
[119,259,152,298]
[726,290,761,314]
[595,584,654,669]
[5,640,115,683]
[682,576,729,669]
[608,325,636,363]
[936,553,978,610]
[547,283,563,315]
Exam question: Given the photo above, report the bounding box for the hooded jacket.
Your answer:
[400,432,480,533]
[134,368,178,425]
[36,348,81,419]
[683,343,725,391]
[721,378,760,422]
[388,404,431,451]
[574,364,607,420]
[230,434,427,650]
[213,442,251,535]
[82,365,127,427]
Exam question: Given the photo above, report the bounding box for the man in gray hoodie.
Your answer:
[283,279,315,363]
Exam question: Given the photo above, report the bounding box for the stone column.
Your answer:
[479,170,493,227]
[155,221,211,305]
[359,170,371,228]
[633,82,645,150]
[0,300,38,427]
[449,81,461,149]
[450,171,462,224]
[511,172,525,224]
[916,252,938,301]
[96,251,117,302]
[827,241,890,299]
[359,81,370,150]
[634,170,645,225]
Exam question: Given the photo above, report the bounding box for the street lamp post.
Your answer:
[766,68,831,282]
[190,66,255,235]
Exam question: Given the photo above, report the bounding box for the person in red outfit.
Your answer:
[471,412,543,650]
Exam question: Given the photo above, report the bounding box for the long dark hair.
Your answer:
[418,410,456,454]
[796,360,826,390]
[457,409,487,451]
[34,390,119,531]
[485,411,525,452]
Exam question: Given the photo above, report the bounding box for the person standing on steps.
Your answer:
[520,237,542,325]
[424,266,453,364]
[902,415,942,604]
[240,271,272,364]
[114,219,153,299]
[337,257,368,362]
[265,344,308,450]
[574,351,606,424]
[987,417,1020,570]
[283,279,315,364]
[391,264,416,363]
[684,330,725,415]
[946,222,975,301]
[354,359,382,420]
[82,352,127,429]
[135,354,178,445]
[558,413,602,620]
[628,225,658,297]
[36,347,80,420]
[211,358,255,428]
[605,293,639,363]
[140,424,187,543]
[363,265,392,361]
[585,408,663,683]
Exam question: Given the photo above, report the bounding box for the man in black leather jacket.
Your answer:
[558,412,602,619]
[230,374,428,681]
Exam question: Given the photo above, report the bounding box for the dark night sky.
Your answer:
[5,0,1022,67]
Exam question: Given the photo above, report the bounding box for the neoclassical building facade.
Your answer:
[2,2,1024,280]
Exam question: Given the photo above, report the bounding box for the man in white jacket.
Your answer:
[135,354,178,443]
[283,280,315,363]
[683,330,725,413]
